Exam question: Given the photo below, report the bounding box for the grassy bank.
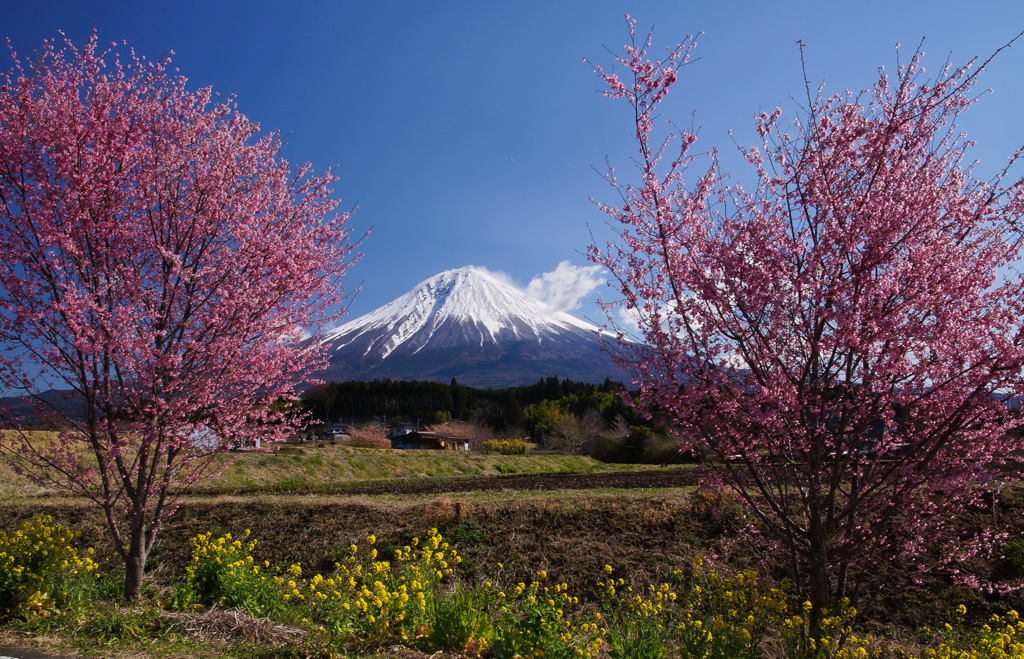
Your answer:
[0,442,626,498]
[194,445,612,494]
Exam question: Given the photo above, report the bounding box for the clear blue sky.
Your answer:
[5,1,1024,325]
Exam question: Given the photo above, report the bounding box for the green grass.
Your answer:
[182,445,616,494]
[0,442,632,499]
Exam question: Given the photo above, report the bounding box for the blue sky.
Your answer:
[5,1,1024,326]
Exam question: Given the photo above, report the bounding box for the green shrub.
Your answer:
[482,439,529,455]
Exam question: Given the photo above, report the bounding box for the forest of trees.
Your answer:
[301,376,634,428]
[300,377,675,462]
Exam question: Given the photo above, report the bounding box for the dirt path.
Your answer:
[351,468,703,495]
[0,648,81,659]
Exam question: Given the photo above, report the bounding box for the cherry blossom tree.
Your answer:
[343,423,390,449]
[589,19,1024,633]
[0,32,360,599]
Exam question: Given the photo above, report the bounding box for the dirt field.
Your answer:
[224,466,705,496]
[3,468,1023,634]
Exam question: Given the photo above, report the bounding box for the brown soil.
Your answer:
[3,470,1023,635]
[277,467,705,496]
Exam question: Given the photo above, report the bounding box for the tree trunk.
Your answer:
[123,521,150,601]
[807,513,830,643]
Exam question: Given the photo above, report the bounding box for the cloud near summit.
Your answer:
[525,261,604,313]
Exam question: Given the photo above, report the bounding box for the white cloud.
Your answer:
[616,305,642,334]
[526,261,605,312]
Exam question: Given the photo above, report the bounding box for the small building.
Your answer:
[388,426,468,451]
[193,424,260,452]
[320,422,354,443]
[231,436,262,451]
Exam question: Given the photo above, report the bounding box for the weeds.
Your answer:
[427,583,495,653]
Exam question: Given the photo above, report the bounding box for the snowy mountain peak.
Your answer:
[321,266,599,358]
[315,266,625,388]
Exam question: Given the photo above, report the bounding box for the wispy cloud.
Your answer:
[472,265,516,287]
[526,261,605,312]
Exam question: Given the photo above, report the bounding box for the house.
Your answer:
[320,422,354,443]
[388,425,468,451]
[191,424,260,451]
[231,436,262,451]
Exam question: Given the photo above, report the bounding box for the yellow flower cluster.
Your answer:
[915,609,1024,659]
[596,559,783,659]
[0,516,98,619]
[305,528,460,642]
[176,532,1024,659]
[180,529,277,613]
[779,597,882,659]
[492,571,601,659]
[181,528,460,646]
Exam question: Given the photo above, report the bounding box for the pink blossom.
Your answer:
[0,31,361,599]
[590,22,1024,635]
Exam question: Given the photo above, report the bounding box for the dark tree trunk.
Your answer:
[123,516,150,601]
[807,512,830,642]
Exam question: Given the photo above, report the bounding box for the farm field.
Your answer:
[2,449,1024,658]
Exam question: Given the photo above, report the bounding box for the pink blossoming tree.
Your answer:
[0,33,360,599]
[589,20,1024,633]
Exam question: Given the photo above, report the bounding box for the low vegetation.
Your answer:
[1,514,1024,658]
[480,439,530,456]
[0,474,1023,658]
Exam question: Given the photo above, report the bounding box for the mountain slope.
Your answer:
[316,267,627,388]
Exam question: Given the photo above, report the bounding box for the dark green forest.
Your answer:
[300,378,689,463]
[301,376,635,428]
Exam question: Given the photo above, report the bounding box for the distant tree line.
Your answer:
[301,376,648,435]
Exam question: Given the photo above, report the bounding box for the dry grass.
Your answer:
[198,444,609,493]
[0,439,619,500]
[0,430,71,498]
[159,606,306,646]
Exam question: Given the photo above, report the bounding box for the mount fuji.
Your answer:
[315,267,629,388]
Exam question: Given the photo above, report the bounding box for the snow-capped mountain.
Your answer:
[316,266,628,388]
